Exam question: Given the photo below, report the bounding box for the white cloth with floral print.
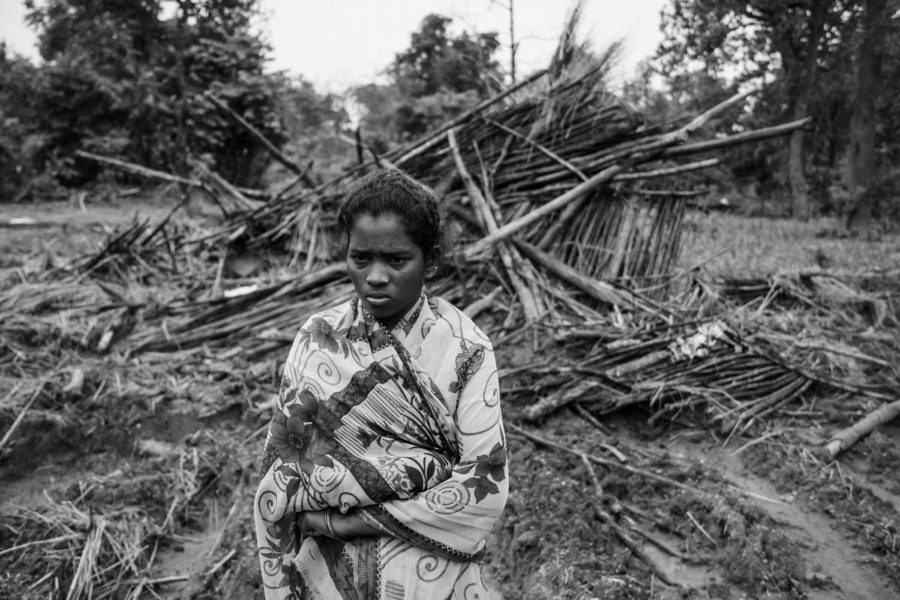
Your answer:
[254,294,507,599]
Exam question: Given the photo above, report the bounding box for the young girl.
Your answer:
[254,169,508,599]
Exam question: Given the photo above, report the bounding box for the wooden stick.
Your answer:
[579,456,678,586]
[0,533,82,558]
[514,240,658,313]
[463,285,503,319]
[192,160,263,212]
[611,158,719,181]
[206,548,237,576]
[605,350,670,379]
[0,382,46,453]
[205,93,315,188]
[825,399,900,458]
[76,151,198,187]
[74,151,267,199]
[659,118,811,159]
[686,511,718,547]
[523,379,608,421]
[582,85,760,173]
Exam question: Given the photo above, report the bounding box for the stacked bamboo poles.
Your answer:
[545,190,688,294]
[128,263,349,356]
[521,319,818,435]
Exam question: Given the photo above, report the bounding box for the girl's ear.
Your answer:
[425,245,442,274]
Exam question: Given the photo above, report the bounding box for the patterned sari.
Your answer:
[254,294,507,599]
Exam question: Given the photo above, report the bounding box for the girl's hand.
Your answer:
[297,510,331,538]
[298,510,383,541]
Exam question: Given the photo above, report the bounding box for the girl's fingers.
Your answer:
[297,512,315,534]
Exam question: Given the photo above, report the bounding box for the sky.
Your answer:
[0,0,668,92]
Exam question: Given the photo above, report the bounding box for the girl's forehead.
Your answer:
[348,213,416,248]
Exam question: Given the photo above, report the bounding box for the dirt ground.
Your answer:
[1,196,899,600]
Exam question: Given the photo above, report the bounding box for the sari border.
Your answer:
[358,505,485,563]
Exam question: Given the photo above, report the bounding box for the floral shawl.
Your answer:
[254,294,507,599]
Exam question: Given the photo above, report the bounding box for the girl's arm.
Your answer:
[298,510,382,540]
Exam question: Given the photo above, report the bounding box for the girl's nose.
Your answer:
[366,265,389,285]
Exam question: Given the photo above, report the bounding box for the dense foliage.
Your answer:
[641,0,900,222]
[1,0,291,194]
[1,7,500,198]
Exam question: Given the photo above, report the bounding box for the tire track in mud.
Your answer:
[712,448,897,600]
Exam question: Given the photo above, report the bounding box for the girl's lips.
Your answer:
[365,295,391,306]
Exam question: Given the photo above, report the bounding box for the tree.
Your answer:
[274,75,351,183]
[844,0,889,231]
[392,14,501,97]
[354,14,502,145]
[655,0,863,218]
[18,0,285,187]
[490,0,518,83]
[0,44,49,198]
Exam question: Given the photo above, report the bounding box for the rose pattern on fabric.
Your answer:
[267,386,333,475]
[457,442,507,502]
[300,317,353,358]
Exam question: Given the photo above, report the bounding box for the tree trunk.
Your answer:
[508,0,517,84]
[845,0,887,233]
[784,0,828,220]
[788,120,809,219]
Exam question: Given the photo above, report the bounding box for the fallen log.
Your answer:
[825,398,900,458]
[522,379,611,421]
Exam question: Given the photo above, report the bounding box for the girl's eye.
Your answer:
[350,255,370,266]
[388,257,408,266]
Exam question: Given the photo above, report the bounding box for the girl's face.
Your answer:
[346,212,432,329]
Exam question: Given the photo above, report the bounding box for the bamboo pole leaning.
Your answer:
[514,240,660,314]
[73,151,268,200]
[205,93,317,188]
[448,129,543,322]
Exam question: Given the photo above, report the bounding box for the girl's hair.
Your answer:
[337,169,445,262]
